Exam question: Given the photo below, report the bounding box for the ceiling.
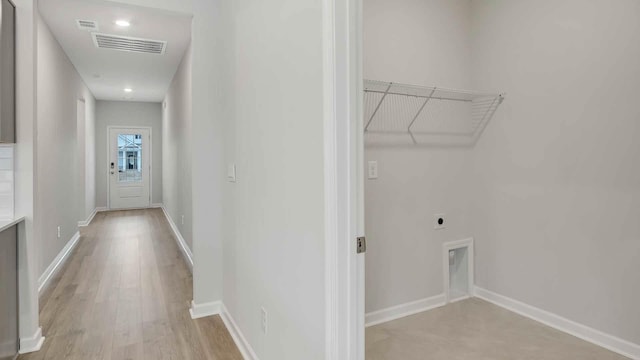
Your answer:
[39,0,192,102]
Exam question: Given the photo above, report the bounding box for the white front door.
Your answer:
[108,127,151,209]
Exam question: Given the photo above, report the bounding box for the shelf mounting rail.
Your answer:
[364,79,504,146]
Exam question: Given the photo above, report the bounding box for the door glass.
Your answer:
[117,134,142,183]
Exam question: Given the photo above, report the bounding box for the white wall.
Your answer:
[36,14,96,277]
[471,0,640,345]
[363,0,474,312]
[163,42,192,249]
[83,101,95,218]
[95,101,163,208]
[14,0,40,344]
[219,0,327,358]
[104,0,192,15]
[189,0,227,309]
[76,99,96,221]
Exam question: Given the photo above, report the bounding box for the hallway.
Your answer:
[19,209,242,360]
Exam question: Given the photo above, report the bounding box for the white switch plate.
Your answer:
[434,214,446,230]
[368,161,378,179]
[227,164,236,183]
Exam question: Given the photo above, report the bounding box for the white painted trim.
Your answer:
[323,0,364,358]
[38,231,81,294]
[19,327,44,354]
[475,287,640,360]
[449,294,471,303]
[442,238,474,304]
[160,205,193,271]
[98,206,160,212]
[78,207,98,227]
[80,205,161,229]
[365,293,446,328]
[189,300,221,319]
[220,304,260,360]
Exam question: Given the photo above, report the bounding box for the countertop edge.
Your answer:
[0,217,26,233]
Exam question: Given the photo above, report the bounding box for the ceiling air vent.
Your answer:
[76,19,99,31]
[91,33,167,55]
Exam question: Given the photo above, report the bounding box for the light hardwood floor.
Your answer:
[366,297,629,360]
[20,209,242,360]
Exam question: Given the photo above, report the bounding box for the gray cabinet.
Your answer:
[0,0,15,143]
[0,224,18,360]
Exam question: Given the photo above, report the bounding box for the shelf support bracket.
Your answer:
[408,130,417,145]
[407,87,436,133]
[365,82,392,132]
[472,95,501,142]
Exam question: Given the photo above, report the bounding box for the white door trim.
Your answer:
[322,0,364,358]
[106,126,152,210]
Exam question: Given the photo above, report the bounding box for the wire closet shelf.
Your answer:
[364,79,504,146]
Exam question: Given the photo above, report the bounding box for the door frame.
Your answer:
[322,0,364,358]
[106,126,153,210]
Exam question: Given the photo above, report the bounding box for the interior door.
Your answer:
[109,128,150,209]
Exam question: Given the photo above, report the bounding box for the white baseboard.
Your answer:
[19,327,45,354]
[474,287,640,360]
[160,205,193,271]
[38,231,81,294]
[150,203,163,208]
[189,300,222,319]
[78,208,98,227]
[365,293,446,327]
[221,304,260,360]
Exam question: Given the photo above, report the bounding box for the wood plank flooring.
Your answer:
[20,209,242,360]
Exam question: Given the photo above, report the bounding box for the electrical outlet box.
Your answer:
[181,215,185,225]
[368,161,378,179]
[434,214,446,230]
[261,307,267,334]
[57,226,61,238]
[227,164,236,183]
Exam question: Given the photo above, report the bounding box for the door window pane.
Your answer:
[117,134,142,182]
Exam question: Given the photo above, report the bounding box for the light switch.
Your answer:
[368,161,378,180]
[227,164,236,183]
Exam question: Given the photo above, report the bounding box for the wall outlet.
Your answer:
[261,307,267,335]
[181,215,185,225]
[367,161,378,179]
[434,214,446,230]
[57,226,61,238]
[227,164,237,183]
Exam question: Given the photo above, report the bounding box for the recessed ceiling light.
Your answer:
[124,88,133,93]
[115,20,130,27]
